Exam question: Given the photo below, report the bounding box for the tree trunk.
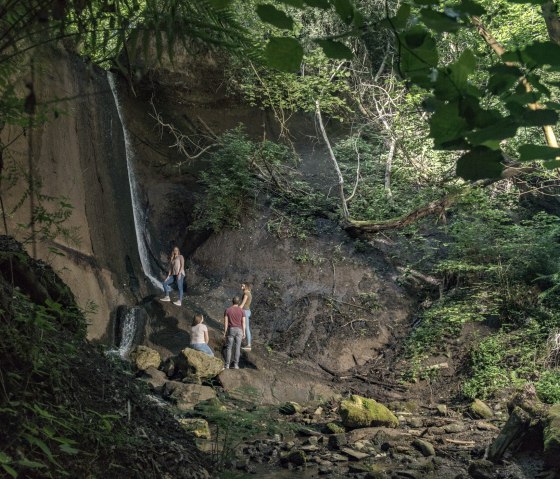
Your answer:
[315,100,349,220]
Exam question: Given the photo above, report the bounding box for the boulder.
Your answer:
[162,382,216,410]
[544,403,560,469]
[129,346,161,371]
[178,418,211,439]
[177,348,224,381]
[469,399,493,419]
[279,402,302,415]
[412,438,435,457]
[139,366,168,392]
[325,422,345,434]
[339,395,399,429]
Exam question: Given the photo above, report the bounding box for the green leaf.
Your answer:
[304,0,330,8]
[420,9,460,33]
[487,64,522,94]
[466,118,518,148]
[456,147,504,180]
[434,50,476,99]
[388,3,411,30]
[256,5,294,30]
[264,37,303,71]
[1,464,17,479]
[333,0,354,24]
[399,26,438,79]
[429,102,468,148]
[17,458,46,469]
[0,452,12,464]
[518,144,560,161]
[519,109,558,127]
[455,0,486,16]
[506,0,546,4]
[276,0,304,7]
[59,444,80,455]
[524,41,560,66]
[315,39,353,59]
[207,0,234,9]
[543,160,560,169]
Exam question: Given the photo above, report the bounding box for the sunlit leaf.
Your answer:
[264,37,303,71]
[456,147,504,180]
[256,5,294,30]
[315,39,353,59]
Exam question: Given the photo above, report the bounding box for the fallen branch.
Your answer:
[445,438,476,446]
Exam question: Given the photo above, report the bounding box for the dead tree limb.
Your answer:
[315,99,350,219]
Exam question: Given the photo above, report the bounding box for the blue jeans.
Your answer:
[163,273,184,301]
[243,309,251,346]
[225,327,243,367]
[190,343,214,357]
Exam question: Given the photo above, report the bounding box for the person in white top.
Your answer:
[190,314,214,357]
[160,246,185,306]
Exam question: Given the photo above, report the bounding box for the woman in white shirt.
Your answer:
[190,314,214,356]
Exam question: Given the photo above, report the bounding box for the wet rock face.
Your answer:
[0,49,144,341]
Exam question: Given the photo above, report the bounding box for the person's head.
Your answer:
[241,282,251,291]
[192,313,204,326]
[232,296,240,305]
[171,246,180,257]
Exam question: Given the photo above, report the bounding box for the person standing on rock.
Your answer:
[189,314,214,357]
[224,296,246,369]
[240,283,253,351]
[160,246,185,306]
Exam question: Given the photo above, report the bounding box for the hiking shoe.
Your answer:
[241,346,252,351]
[233,365,240,369]
[224,364,230,369]
[160,296,171,302]
[173,300,182,306]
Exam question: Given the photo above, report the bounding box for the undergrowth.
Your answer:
[401,189,560,403]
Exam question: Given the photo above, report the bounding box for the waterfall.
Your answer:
[117,307,139,357]
[108,72,162,290]
[106,306,140,358]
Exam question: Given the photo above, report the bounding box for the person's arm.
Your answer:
[204,329,209,344]
[242,314,246,339]
[240,293,248,309]
[224,314,228,336]
[179,255,185,274]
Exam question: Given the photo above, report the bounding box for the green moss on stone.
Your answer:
[544,403,560,468]
[339,395,399,429]
[470,399,494,419]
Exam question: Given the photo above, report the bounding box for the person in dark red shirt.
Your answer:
[224,296,246,369]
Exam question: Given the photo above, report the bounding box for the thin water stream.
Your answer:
[108,72,162,290]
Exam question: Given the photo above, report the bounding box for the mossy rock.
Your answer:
[178,348,224,380]
[544,403,560,468]
[339,395,399,429]
[279,401,302,415]
[178,418,211,439]
[130,346,161,371]
[470,399,494,419]
[326,422,345,434]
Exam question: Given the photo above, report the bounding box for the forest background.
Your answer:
[2,0,560,477]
